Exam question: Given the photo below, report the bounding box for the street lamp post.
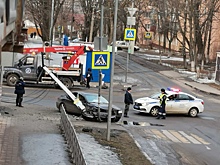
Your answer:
[158,12,162,64]
[107,0,118,141]
[125,0,136,83]
[49,0,55,46]
[97,0,105,121]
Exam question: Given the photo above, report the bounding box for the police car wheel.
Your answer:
[150,107,159,117]
[189,108,198,117]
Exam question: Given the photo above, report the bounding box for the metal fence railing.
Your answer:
[60,104,86,165]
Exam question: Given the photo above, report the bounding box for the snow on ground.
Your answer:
[77,133,122,165]
[141,52,216,84]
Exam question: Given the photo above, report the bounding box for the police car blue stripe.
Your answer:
[149,102,158,104]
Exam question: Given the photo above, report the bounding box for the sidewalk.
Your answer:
[159,70,220,96]
[0,103,71,165]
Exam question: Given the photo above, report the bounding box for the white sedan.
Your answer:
[133,88,204,117]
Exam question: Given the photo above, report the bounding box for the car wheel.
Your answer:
[6,74,19,86]
[150,107,159,117]
[188,108,198,117]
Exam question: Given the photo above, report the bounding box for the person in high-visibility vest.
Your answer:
[156,88,167,119]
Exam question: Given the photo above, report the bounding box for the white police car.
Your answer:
[133,88,204,117]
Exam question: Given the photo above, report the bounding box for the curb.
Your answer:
[184,82,220,96]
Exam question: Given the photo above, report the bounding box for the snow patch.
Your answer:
[77,133,122,165]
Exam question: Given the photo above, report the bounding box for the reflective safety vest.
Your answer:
[159,93,167,105]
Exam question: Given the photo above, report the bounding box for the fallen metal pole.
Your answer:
[43,66,85,110]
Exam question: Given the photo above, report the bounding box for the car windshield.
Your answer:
[149,93,161,99]
[84,94,108,104]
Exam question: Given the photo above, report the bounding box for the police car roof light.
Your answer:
[167,87,180,92]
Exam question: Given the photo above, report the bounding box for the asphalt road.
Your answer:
[115,51,220,165]
[2,50,220,165]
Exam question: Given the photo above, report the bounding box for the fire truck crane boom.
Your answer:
[23,46,85,53]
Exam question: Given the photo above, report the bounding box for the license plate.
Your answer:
[118,110,122,114]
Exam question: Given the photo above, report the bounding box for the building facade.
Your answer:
[0,0,26,102]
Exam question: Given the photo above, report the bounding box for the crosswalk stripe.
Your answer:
[169,130,190,144]
[151,129,167,139]
[191,133,210,145]
[179,131,201,144]
[142,128,210,145]
[143,129,160,139]
[162,130,181,143]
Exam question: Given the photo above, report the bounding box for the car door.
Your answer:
[20,56,37,80]
[166,94,176,113]
[65,93,81,115]
[172,94,191,113]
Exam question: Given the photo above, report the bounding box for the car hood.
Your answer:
[89,103,120,111]
[135,97,158,104]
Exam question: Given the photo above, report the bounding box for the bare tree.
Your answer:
[25,0,65,42]
[150,0,219,71]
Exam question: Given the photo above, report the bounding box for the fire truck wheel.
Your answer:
[59,77,72,89]
[7,74,19,86]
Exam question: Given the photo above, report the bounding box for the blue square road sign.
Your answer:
[124,28,136,40]
[92,52,110,69]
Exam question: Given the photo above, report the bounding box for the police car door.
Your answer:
[166,94,176,113]
[173,94,190,113]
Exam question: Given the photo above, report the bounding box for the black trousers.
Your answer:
[158,104,166,116]
[124,104,130,116]
[86,77,91,88]
[16,94,23,106]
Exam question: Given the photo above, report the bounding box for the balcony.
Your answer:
[0,0,26,53]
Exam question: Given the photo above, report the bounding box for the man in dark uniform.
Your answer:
[156,88,167,119]
[14,77,25,107]
[124,87,133,117]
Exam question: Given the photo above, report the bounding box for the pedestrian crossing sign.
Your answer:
[124,28,136,40]
[145,32,152,39]
[92,51,110,69]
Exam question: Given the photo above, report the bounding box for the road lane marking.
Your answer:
[169,130,190,144]
[162,130,181,143]
[206,146,211,150]
[179,131,201,144]
[191,133,210,145]
[151,129,167,140]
